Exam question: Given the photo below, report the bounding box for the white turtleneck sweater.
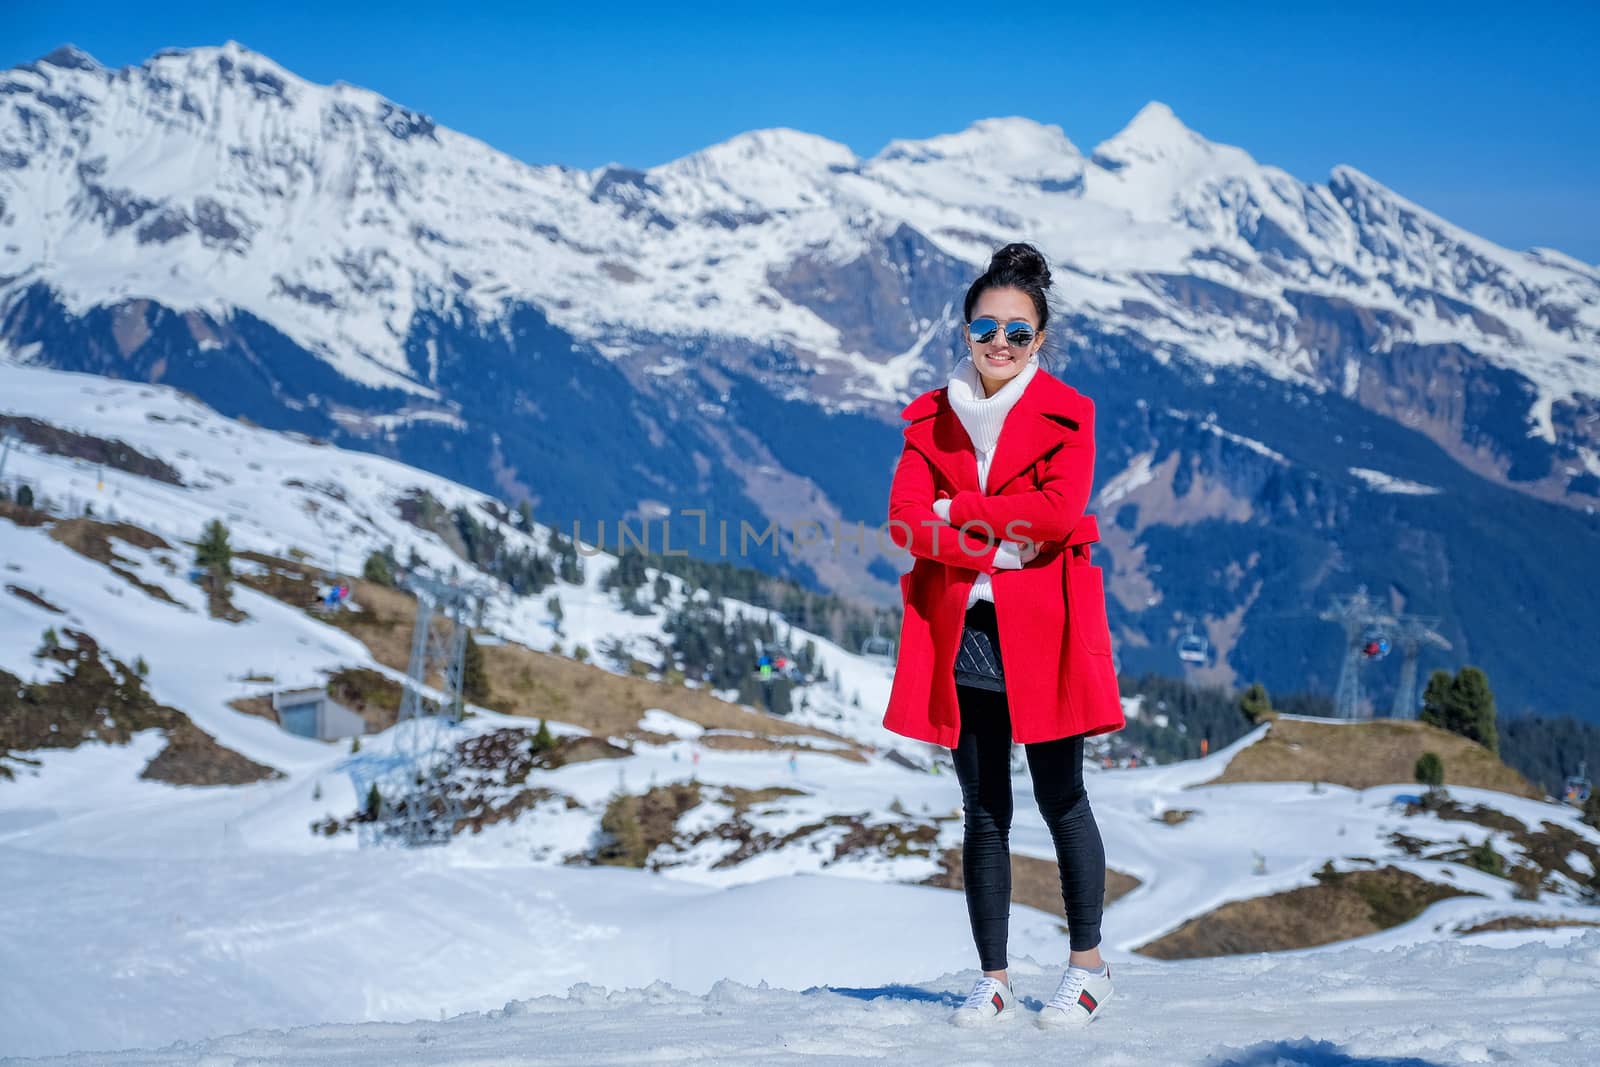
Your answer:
[942,356,1039,607]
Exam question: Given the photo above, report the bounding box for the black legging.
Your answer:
[951,630,1106,969]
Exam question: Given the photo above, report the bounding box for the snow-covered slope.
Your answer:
[0,361,897,751]
[8,930,1598,1065]
[2,365,1598,1060]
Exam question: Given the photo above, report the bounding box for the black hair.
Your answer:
[962,242,1053,332]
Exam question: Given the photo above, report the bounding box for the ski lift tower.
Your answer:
[1387,615,1452,719]
[1320,588,1392,720]
[0,430,17,495]
[365,570,492,847]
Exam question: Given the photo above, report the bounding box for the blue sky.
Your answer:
[8,1,1599,261]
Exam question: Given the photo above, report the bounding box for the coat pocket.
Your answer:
[1066,564,1114,656]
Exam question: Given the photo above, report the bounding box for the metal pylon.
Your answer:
[1320,588,1389,720]
[0,430,17,490]
[360,571,490,847]
[1388,615,1451,719]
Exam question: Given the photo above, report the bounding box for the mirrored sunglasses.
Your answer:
[967,317,1037,349]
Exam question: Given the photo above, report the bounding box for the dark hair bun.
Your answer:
[962,240,1055,332]
[988,242,1051,289]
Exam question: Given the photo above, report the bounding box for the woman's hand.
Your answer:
[938,494,1038,567]
[992,540,1040,569]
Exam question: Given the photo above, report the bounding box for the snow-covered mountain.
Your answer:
[2,365,1596,1062]
[4,44,1595,444]
[3,42,1600,723]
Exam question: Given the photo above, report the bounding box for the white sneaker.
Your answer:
[1037,964,1113,1030]
[950,975,1017,1027]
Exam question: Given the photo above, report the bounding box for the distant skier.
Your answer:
[882,244,1123,1030]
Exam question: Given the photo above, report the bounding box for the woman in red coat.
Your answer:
[883,243,1123,1031]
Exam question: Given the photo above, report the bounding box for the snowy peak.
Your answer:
[877,116,1081,165]
[2,41,1598,489]
[143,40,307,103]
[693,127,857,167]
[661,127,857,181]
[1090,101,1232,172]
[36,44,103,72]
[871,116,1085,196]
[652,127,859,211]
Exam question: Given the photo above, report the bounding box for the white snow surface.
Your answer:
[1349,467,1444,495]
[2,45,1597,428]
[2,366,1598,1062]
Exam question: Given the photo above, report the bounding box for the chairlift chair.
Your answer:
[1565,761,1592,806]
[1177,623,1208,665]
[861,618,896,663]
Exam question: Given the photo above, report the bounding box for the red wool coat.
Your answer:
[882,369,1125,748]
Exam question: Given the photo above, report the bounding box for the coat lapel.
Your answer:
[902,372,1087,495]
[903,399,980,493]
[983,378,1081,493]
[985,409,1070,493]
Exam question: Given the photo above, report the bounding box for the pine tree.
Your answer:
[16,483,34,509]
[601,547,649,598]
[363,547,397,587]
[1239,682,1273,724]
[1453,667,1499,754]
[597,791,645,866]
[1420,670,1453,729]
[1467,839,1505,877]
[350,735,361,753]
[1421,667,1499,753]
[1583,788,1600,831]
[551,529,584,584]
[195,518,234,594]
[365,783,383,818]
[1414,752,1444,788]
[533,718,556,754]
[460,632,490,705]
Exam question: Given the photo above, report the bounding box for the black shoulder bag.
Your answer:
[954,602,1006,692]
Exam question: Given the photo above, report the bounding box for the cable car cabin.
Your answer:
[1565,762,1592,806]
[861,635,896,664]
[862,616,896,663]
[1177,624,1208,665]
